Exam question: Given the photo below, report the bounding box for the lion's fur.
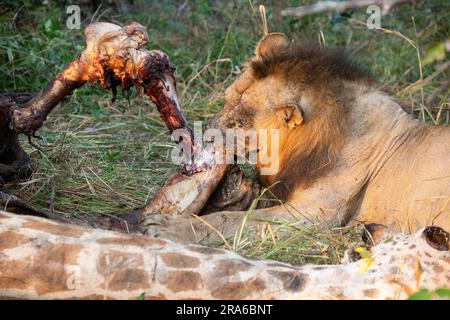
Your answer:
[250,43,373,84]
[249,43,373,201]
[215,33,450,231]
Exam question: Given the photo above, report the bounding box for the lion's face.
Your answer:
[223,33,305,130]
[214,33,360,195]
[217,33,304,180]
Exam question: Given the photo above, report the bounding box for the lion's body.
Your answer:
[357,111,450,231]
[230,37,450,232]
[143,33,449,242]
[285,87,450,231]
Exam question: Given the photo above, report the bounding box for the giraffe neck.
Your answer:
[0,211,448,299]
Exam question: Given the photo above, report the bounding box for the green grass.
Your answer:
[214,220,365,266]
[0,0,448,265]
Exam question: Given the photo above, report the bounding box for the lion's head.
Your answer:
[215,33,374,202]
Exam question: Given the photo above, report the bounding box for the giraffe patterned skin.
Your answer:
[0,210,448,299]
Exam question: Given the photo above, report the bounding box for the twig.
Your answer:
[27,135,46,155]
[1,189,58,219]
[49,185,56,213]
[175,0,189,18]
[281,0,414,18]
[259,5,268,36]
[401,60,450,93]
[426,79,450,123]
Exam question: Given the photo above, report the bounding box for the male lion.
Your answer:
[144,33,450,242]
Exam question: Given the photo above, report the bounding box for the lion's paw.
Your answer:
[141,213,196,243]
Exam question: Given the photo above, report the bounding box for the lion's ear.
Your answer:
[255,33,289,58]
[280,105,303,129]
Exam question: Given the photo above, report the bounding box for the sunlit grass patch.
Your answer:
[236,222,364,265]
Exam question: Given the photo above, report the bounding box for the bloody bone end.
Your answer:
[140,52,193,135]
[136,50,196,172]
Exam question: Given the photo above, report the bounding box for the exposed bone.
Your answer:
[142,164,230,217]
[141,117,249,218]
[6,21,195,168]
[2,22,202,221]
[8,22,192,139]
